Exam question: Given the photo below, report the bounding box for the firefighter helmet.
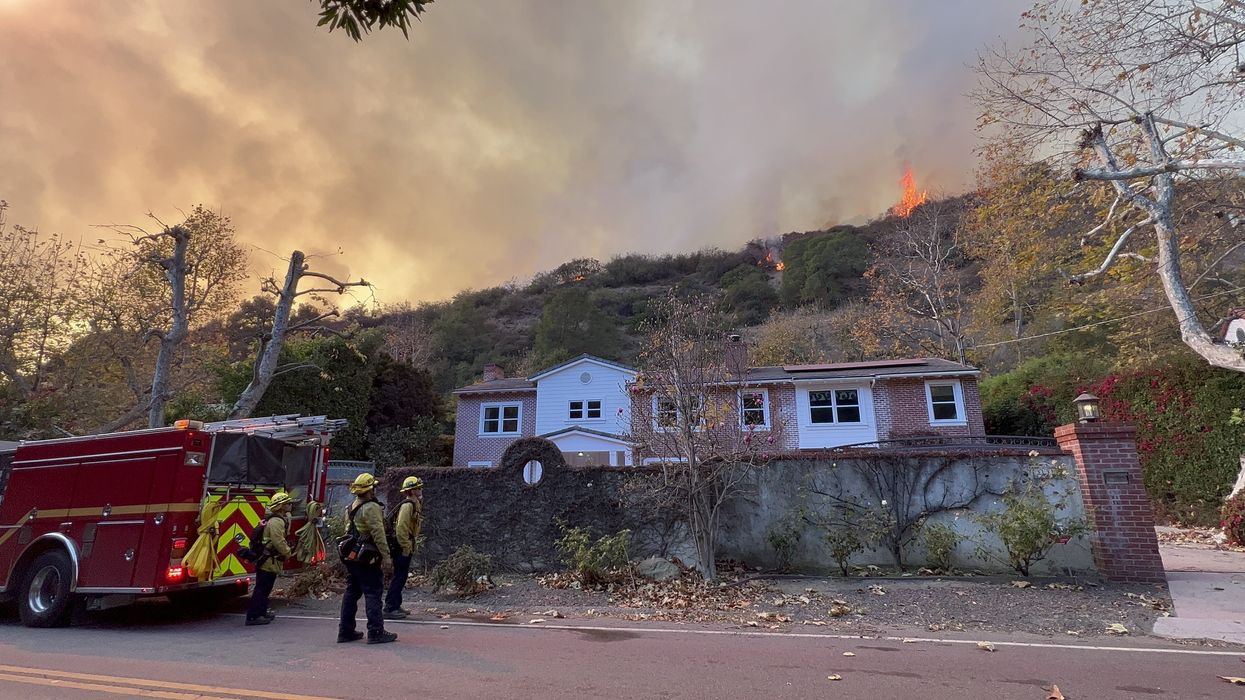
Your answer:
[400,476,424,492]
[268,491,293,509]
[349,473,378,494]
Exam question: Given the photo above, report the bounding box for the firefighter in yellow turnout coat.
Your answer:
[383,476,424,618]
[245,492,294,625]
[338,473,397,644]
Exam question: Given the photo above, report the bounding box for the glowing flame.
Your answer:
[758,250,784,271]
[890,166,928,217]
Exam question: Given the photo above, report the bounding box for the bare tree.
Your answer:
[227,250,370,419]
[380,302,437,368]
[976,0,1245,371]
[864,201,974,363]
[627,292,782,581]
[92,208,248,430]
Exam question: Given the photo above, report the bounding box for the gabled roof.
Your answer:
[526,354,637,382]
[452,377,537,395]
[539,426,633,446]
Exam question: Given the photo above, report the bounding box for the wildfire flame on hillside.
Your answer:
[890,166,928,217]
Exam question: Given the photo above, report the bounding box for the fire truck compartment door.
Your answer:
[76,456,161,587]
[208,434,287,485]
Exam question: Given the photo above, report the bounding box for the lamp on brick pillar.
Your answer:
[1074,392,1100,423]
[1054,419,1166,583]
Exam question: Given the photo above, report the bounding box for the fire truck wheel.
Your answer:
[18,550,75,628]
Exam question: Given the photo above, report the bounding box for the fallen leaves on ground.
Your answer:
[489,613,509,621]
[1157,527,1244,552]
[608,572,774,623]
[829,600,853,617]
[1046,684,1065,699]
[976,641,996,652]
[867,585,887,596]
[1009,581,1032,589]
[528,618,546,624]
[1106,623,1129,635]
[1220,676,1245,685]
[1125,592,1172,614]
[826,674,843,681]
[842,652,856,657]
[539,609,565,619]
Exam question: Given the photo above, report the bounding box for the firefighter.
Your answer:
[338,472,397,644]
[383,476,424,619]
[245,491,293,626]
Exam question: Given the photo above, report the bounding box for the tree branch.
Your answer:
[1062,217,1153,284]
[1074,157,1245,180]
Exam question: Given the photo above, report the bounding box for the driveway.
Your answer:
[1153,527,1245,644]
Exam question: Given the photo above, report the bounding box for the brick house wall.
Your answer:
[874,376,984,440]
[452,391,537,467]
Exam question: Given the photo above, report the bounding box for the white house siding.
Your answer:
[533,359,635,438]
[547,431,633,466]
[792,381,879,449]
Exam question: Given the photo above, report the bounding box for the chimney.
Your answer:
[482,364,505,382]
[724,334,748,377]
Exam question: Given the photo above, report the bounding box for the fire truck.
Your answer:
[0,415,342,627]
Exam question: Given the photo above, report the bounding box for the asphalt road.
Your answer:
[0,601,1242,699]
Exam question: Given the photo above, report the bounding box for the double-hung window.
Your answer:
[739,389,770,430]
[808,389,862,424]
[926,381,966,424]
[569,400,603,420]
[654,396,703,430]
[481,402,521,435]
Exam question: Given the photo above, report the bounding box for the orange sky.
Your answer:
[0,0,1027,304]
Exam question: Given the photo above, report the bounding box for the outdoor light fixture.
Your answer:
[1074,392,1100,423]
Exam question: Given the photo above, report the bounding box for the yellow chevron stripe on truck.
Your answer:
[209,490,270,578]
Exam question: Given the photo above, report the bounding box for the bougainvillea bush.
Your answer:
[983,354,1245,525]
[1222,494,1245,547]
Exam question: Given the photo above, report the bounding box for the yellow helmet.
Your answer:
[400,476,424,492]
[268,491,293,509]
[349,472,378,495]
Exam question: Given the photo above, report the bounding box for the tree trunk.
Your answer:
[1151,214,1245,371]
[147,227,190,428]
[228,251,305,419]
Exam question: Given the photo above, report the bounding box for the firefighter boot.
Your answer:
[367,631,398,645]
[337,631,365,643]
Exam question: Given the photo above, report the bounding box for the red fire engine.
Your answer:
[0,415,341,627]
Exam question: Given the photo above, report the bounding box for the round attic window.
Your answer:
[579,371,592,384]
[523,460,543,485]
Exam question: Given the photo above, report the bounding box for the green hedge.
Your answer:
[982,353,1245,525]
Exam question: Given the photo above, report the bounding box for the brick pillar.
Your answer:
[1054,422,1165,583]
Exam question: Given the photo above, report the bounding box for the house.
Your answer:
[452,355,638,468]
[451,343,985,467]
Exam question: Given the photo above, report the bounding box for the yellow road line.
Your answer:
[0,671,236,699]
[0,665,343,700]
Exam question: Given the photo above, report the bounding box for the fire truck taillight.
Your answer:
[184,451,206,466]
[170,537,189,558]
[165,565,186,583]
[174,419,205,430]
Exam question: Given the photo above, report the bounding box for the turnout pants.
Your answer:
[247,569,278,621]
[384,552,412,613]
[340,561,385,636]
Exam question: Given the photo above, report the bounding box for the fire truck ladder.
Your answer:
[201,414,348,441]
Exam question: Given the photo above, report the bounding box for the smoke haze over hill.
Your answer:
[0,0,1028,302]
